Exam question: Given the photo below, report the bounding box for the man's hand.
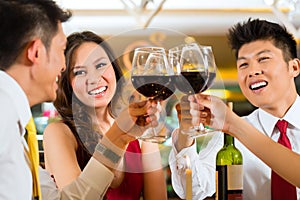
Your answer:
[190,94,232,133]
[174,95,194,152]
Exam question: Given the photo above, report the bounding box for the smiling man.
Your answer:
[169,18,300,200]
[0,1,71,199]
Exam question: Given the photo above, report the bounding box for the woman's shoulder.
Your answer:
[43,121,77,146]
[44,121,70,135]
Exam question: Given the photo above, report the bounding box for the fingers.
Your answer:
[190,98,205,112]
[191,93,232,131]
[115,100,159,134]
[128,100,148,116]
[183,94,214,127]
[189,93,212,109]
[129,101,158,118]
[190,106,211,126]
[127,100,161,136]
[177,95,194,130]
[135,113,158,127]
[176,98,192,121]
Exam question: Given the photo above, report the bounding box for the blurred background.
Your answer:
[32,0,300,198]
[51,0,300,115]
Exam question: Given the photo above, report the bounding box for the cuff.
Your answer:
[80,157,114,192]
[172,129,198,174]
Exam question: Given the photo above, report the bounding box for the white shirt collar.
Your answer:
[258,95,300,137]
[284,96,300,129]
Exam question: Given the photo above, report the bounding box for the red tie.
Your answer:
[271,120,297,200]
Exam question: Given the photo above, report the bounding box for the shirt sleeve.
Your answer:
[168,129,223,199]
[40,157,114,200]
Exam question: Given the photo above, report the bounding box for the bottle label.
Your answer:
[227,165,243,190]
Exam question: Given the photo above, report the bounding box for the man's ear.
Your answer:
[27,38,44,64]
[291,58,300,78]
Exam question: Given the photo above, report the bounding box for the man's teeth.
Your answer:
[250,81,267,90]
[56,76,59,83]
[88,87,106,95]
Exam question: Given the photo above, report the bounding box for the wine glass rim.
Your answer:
[169,43,212,52]
[134,46,166,52]
[199,45,212,50]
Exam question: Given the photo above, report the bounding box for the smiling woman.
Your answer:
[43,31,168,199]
[70,41,117,108]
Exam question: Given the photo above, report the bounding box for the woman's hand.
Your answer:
[95,100,160,170]
[115,100,160,138]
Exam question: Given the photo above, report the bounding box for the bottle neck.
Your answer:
[224,133,235,146]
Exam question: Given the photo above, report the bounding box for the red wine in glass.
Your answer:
[174,71,208,94]
[200,72,216,92]
[131,75,175,101]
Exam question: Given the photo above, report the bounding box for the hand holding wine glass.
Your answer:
[169,43,217,138]
[130,47,175,143]
[115,98,160,138]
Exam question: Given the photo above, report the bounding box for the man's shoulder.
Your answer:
[0,89,17,114]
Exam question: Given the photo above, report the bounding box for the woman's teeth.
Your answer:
[88,86,107,95]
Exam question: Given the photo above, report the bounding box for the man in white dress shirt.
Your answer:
[169,18,300,200]
[0,1,155,199]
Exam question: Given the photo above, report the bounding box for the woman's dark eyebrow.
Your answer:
[92,57,107,65]
[72,65,85,70]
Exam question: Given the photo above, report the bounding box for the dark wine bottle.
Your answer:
[215,102,243,200]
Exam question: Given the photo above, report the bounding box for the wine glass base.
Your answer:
[137,135,168,144]
[182,126,215,139]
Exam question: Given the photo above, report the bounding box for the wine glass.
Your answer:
[131,47,175,143]
[199,45,217,92]
[169,43,217,138]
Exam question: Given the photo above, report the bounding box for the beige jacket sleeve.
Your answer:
[40,157,114,200]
